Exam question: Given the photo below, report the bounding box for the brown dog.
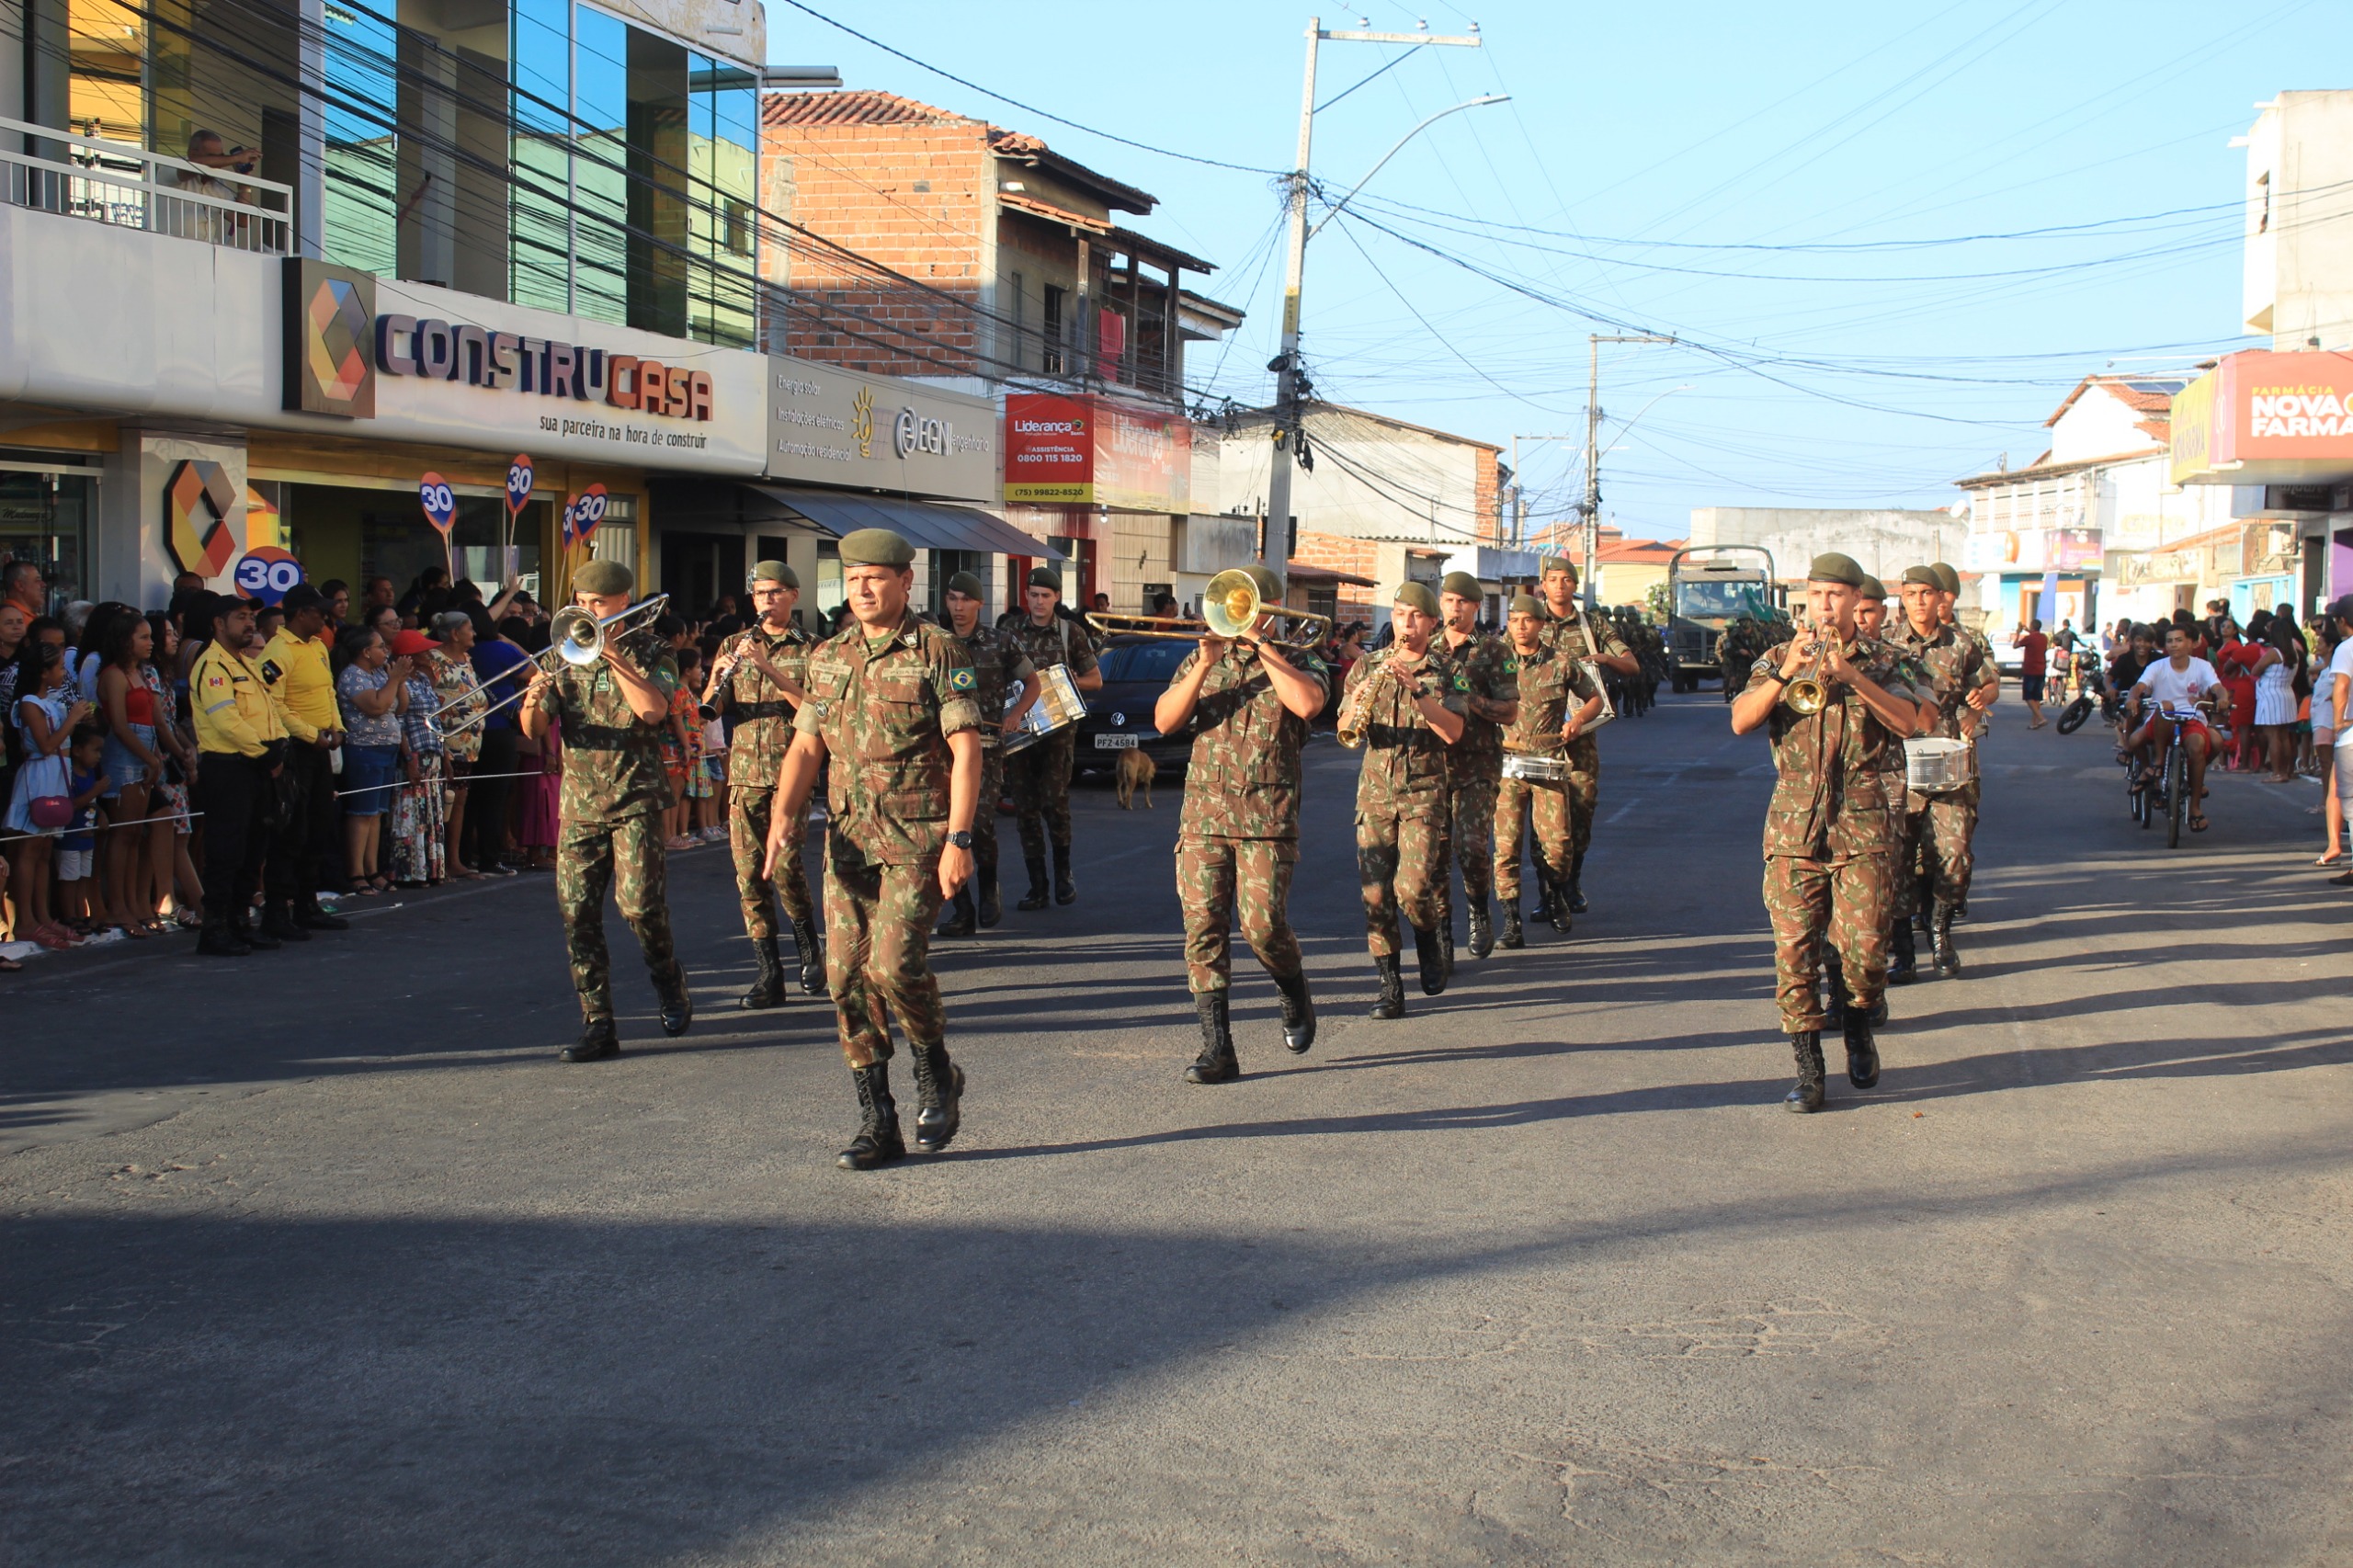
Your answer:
[1114,746,1156,810]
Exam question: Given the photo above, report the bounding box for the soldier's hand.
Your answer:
[1777,638,1813,680]
[762,830,789,883]
[938,842,973,899]
[1198,632,1231,662]
[1562,714,1582,743]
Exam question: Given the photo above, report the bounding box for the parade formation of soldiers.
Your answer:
[525,532,1994,1164]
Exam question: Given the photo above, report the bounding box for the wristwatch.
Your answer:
[946,829,975,850]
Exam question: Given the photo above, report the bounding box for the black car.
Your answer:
[1070,633,1201,778]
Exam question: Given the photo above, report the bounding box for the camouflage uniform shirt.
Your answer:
[711,620,812,786]
[1545,604,1632,665]
[949,620,1036,746]
[1008,612,1100,687]
[1429,630,1518,760]
[1175,642,1330,841]
[1347,647,1460,820]
[795,608,983,863]
[540,626,680,824]
[1501,641,1599,757]
[1743,636,1922,860]
[1885,620,1995,740]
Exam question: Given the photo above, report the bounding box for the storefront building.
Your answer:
[2170,349,2353,617]
[1002,391,1192,614]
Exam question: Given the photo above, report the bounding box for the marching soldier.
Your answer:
[1888,564,1998,979]
[520,559,691,1062]
[702,561,821,1007]
[1151,564,1330,1083]
[764,528,984,1170]
[1536,556,1636,916]
[1431,571,1519,959]
[937,569,1042,936]
[1730,553,1932,1112]
[1006,566,1101,910]
[1493,593,1602,948]
[1344,582,1466,1017]
[1824,574,1919,1012]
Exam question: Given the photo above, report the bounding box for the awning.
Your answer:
[749,485,1066,561]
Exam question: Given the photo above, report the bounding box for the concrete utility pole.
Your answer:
[1262,17,1486,567]
[1581,333,1674,606]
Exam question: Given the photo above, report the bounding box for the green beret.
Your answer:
[1439,571,1483,600]
[1860,574,1887,601]
[574,558,633,597]
[1394,581,1439,618]
[1508,592,1544,618]
[1540,555,1577,580]
[944,571,984,600]
[837,528,915,568]
[1807,551,1865,588]
[1902,565,1942,588]
[1239,564,1284,603]
[1027,566,1063,595]
[749,560,798,590]
[1929,562,1961,595]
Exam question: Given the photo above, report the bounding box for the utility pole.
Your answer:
[1581,334,1674,606]
[1262,17,1484,567]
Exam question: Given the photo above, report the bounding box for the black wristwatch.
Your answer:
[946,829,974,850]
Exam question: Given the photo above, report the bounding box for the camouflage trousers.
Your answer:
[1566,734,1601,857]
[1492,775,1572,903]
[1008,727,1074,859]
[1899,786,1977,915]
[1357,808,1450,960]
[824,832,947,1068]
[973,748,1006,878]
[1446,757,1501,901]
[1764,853,1891,1035]
[727,786,814,940]
[1176,834,1303,994]
[556,809,681,1021]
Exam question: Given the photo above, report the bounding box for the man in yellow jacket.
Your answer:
[191,593,302,956]
[259,583,349,936]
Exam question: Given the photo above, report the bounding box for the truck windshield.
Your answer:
[1676,580,1772,620]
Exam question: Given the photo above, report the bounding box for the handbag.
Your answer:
[25,751,73,831]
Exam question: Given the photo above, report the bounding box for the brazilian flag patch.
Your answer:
[949,667,976,691]
[1452,674,1471,691]
[1502,657,1518,674]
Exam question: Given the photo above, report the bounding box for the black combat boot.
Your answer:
[1823,949,1848,1029]
[259,901,311,943]
[1273,970,1317,1053]
[1411,923,1450,997]
[1184,992,1240,1084]
[1466,894,1494,960]
[1784,1030,1826,1113]
[909,1040,965,1151]
[1529,872,1557,927]
[657,972,694,1037]
[563,1017,620,1062]
[1567,851,1589,915]
[790,915,825,994]
[1017,855,1051,911]
[1051,841,1076,905]
[236,907,280,950]
[838,1062,905,1170]
[1844,1010,1881,1090]
[1497,897,1524,949]
[977,866,1003,928]
[740,935,787,1009]
[1931,903,1961,978]
[1369,955,1406,1019]
[1887,919,1918,985]
[195,912,251,958]
[936,886,976,937]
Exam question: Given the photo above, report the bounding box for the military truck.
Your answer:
[1666,546,1784,691]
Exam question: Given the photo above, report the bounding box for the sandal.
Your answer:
[347,877,376,897]
[2189,812,2211,833]
[2314,854,2343,866]
[368,875,392,892]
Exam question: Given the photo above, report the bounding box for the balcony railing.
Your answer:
[1,117,293,256]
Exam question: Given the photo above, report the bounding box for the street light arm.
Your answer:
[1307,95,1509,242]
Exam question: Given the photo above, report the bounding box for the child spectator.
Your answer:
[697,701,727,842]
[513,712,562,871]
[6,639,93,949]
[53,724,108,936]
[662,643,702,850]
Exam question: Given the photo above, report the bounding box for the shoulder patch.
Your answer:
[1452,673,1471,692]
[1502,657,1518,674]
[949,667,976,691]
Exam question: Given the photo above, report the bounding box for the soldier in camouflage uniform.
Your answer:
[1430,570,1520,959]
[703,560,820,1006]
[1887,563,1999,980]
[1151,564,1331,1082]
[1006,565,1101,910]
[1823,574,1926,1013]
[1346,582,1468,1017]
[937,569,1040,937]
[1493,593,1603,948]
[1730,552,1934,1112]
[766,528,984,1170]
[1537,557,1636,916]
[520,559,691,1062]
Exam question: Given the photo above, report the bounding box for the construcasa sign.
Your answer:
[1003,392,1190,512]
[2171,349,2353,485]
[765,355,995,505]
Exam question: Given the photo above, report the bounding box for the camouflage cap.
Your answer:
[837,528,915,568]
[1239,563,1284,602]
[1901,564,1942,588]
[1027,565,1063,594]
[1439,570,1483,600]
[749,560,799,590]
[1929,562,1961,595]
[574,558,633,597]
[1394,581,1440,617]
[1539,555,1578,581]
[943,570,985,599]
[1807,551,1866,588]
[1507,592,1544,618]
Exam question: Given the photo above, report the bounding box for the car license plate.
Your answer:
[1095,733,1139,749]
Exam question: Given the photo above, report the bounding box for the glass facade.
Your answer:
[0,471,92,614]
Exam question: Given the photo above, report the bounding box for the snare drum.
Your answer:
[1001,663,1089,755]
[1904,736,1972,794]
[1501,751,1571,786]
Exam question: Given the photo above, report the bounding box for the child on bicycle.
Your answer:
[2125,623,2231,833]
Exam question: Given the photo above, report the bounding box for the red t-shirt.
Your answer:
[2018,631,2048,675]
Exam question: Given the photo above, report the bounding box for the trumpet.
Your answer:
[1781,636,1854,717]
[432,594,670,735]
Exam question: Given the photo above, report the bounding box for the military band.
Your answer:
[1006,565,1102,911]
[1494,593,1602,946]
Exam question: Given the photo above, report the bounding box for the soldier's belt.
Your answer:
[732,701,795,722]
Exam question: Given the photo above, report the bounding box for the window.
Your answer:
[1042,284,1065,373]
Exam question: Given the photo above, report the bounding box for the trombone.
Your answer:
[429,594,670,735]
[1084,568,1333,653]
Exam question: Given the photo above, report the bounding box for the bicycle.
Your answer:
[2055,668,2105,734]
[2128,703,2211,847]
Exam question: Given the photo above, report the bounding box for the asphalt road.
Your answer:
[6,691,2351,1566]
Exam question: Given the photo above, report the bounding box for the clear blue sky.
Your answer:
[767,0,2346,539]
